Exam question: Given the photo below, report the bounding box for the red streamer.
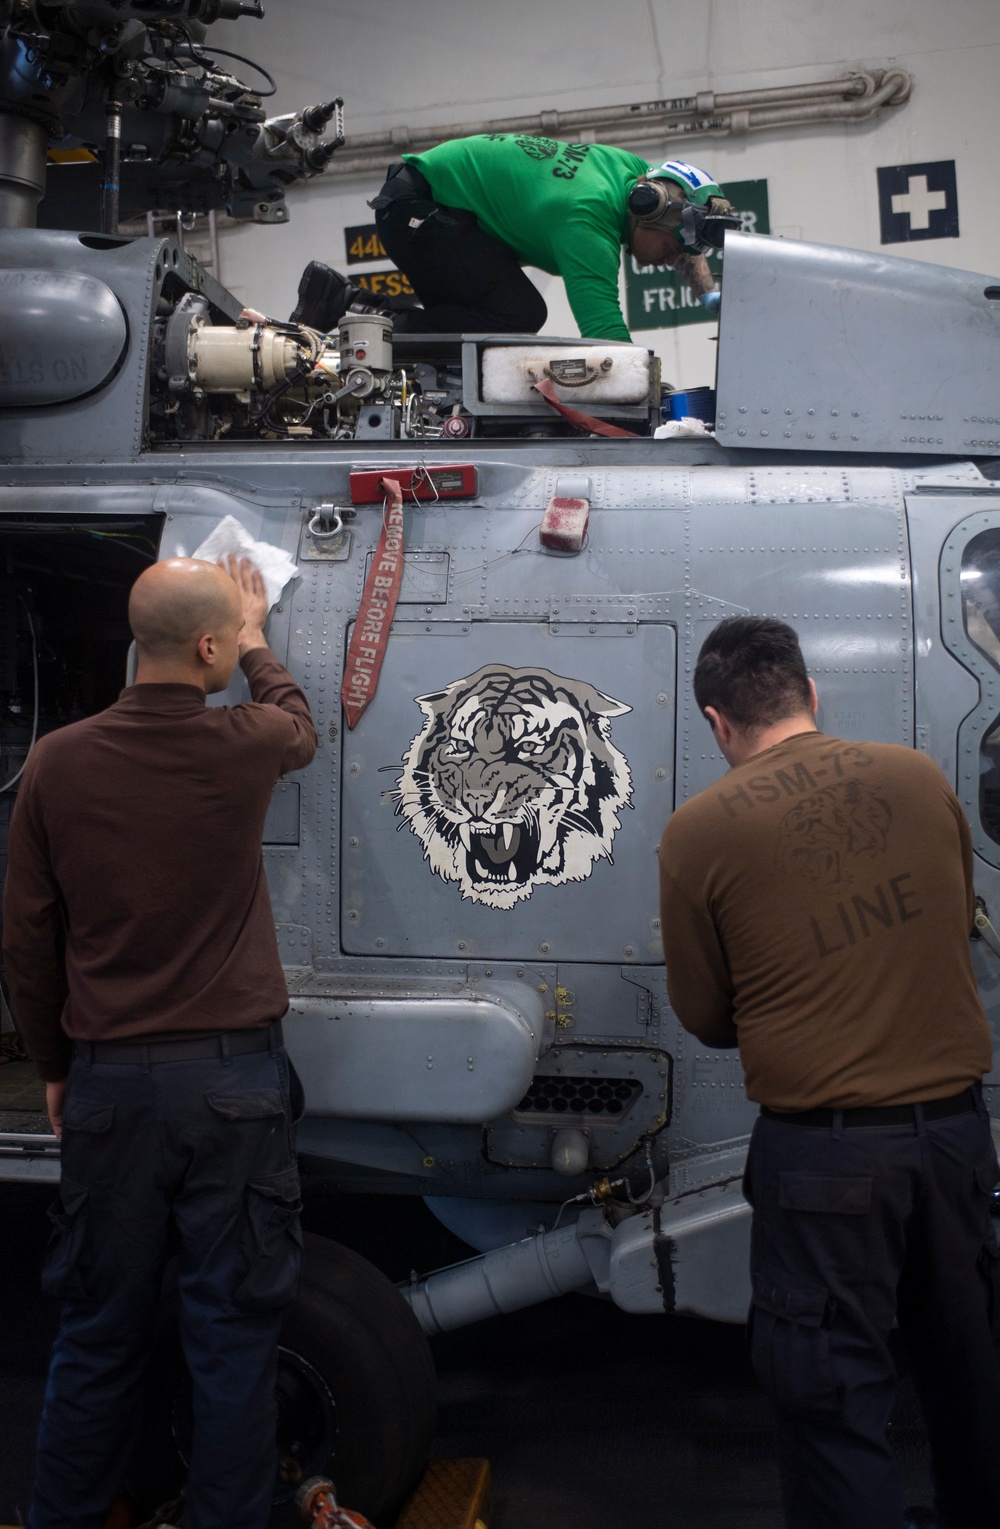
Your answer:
[340,476,405,729]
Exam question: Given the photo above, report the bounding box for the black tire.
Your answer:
[127,1234,437,1528]
[282,1234,437,1521]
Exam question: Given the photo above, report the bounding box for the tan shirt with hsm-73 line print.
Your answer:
[659,732,992,1111]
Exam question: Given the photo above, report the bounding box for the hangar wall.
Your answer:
[211,0,1000,392]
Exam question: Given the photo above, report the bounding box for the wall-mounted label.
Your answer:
[625,178,770,331]
[354,268,415,300]
[877,160,959,244]
[344,223,388,264]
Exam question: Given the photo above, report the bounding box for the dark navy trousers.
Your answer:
[372,164,548,336]
[745,1098,1000,1529]
[30,1038,302,1529]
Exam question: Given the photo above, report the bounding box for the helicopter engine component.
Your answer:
[190,322,309,395]
[338,313,394,376]
[178,306,319,398]
[163,294,658,442]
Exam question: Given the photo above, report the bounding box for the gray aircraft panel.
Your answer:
[340,620,674,963]
[935,501,1000,868]
[677,499,914,806]
[669,1030,760,1148]
[716,233,1000,459]
[906,489,992,786]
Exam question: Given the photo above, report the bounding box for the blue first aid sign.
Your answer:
[877,161,959,244]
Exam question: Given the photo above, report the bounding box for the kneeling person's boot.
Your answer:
[290,261,356,331]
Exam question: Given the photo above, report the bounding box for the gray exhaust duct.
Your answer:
[401,1180,754,1334]
[400,1208,612,1335]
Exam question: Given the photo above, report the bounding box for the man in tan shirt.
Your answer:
[659,616,1000,1529]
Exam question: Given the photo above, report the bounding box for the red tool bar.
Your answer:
[349,463,477,504]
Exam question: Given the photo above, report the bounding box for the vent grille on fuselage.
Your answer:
[514,1076,643,1120]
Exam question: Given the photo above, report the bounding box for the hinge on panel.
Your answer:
[974,897,1000,959]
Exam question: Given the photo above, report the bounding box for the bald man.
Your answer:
[3,555,317,1529]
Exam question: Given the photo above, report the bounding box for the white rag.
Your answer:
[191,514,299,610]
[653,416,714,439]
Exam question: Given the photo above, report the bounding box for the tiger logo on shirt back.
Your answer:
[775,777,893,892]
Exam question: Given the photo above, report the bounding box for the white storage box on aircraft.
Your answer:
[480,342,653,405]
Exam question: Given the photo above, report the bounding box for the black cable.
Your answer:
[192,44,276,96]
[169,22,276,96]
[254,363,312,436]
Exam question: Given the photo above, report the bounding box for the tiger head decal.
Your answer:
[775,778,892,893]
[392,664,632,908]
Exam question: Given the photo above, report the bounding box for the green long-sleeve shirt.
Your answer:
[403,135,648,342]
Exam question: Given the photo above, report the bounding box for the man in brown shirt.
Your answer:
[659,616,1000,1529]
[4,555,317,1529]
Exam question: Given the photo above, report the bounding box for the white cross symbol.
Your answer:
[891,174,948,230]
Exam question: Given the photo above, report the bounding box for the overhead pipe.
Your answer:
[602,70,912,150]
[718,70,913,133]
[329,71,885,153]
[321,68,911,180]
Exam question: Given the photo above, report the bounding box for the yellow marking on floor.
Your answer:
[395,1458,492,1529]
[3,1460,492,1529]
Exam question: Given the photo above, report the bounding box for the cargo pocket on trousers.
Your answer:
[750,1265,840,1419]
[287,1060,306,1126]
[62,1100,116,1136]
[206,1089,284,1123]
[41,1177,91,1300]
[235,1166,303,1312]
[979,1242,1000,1343]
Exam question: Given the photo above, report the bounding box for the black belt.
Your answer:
[75,1020,283,1066]
[760,1087,976,1129]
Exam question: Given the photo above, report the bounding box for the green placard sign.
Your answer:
[625,178,770,330]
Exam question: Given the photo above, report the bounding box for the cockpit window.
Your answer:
[960,528,1000,844]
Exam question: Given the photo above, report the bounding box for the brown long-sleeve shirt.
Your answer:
[3,648,317,1081]
[659,731,993,1110]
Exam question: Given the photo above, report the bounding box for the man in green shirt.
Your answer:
[291,135,736,341]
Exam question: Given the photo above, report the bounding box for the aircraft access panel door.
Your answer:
[340,620,675,962]
[935,504,1000,869]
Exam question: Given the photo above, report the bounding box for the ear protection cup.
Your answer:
[627,180,674,223]
[628,179,741,254]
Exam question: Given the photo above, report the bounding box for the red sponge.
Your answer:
[540,496,590,553]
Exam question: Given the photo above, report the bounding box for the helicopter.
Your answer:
[1,2,999,1519]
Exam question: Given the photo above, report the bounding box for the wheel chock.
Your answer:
[0,1463,493,1529]
[394,1459,492,1529]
